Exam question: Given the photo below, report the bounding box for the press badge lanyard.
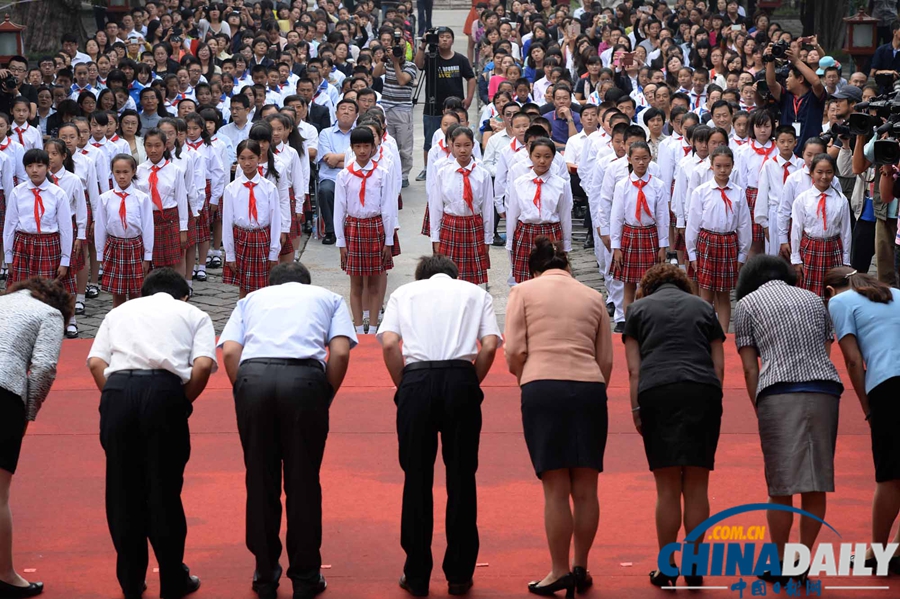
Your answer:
[791,95,804,137]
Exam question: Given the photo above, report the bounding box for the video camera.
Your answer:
[763,40,790,63]
[852,85,900,164]
[423,28,439,47]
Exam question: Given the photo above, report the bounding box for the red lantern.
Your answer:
[0,14,25,66]
[843,8,879,59]
[757,1,784,10]
[108,0,130,17]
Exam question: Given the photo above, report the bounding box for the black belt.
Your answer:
[403,359,474,373]
[109,369,182,381]
[243,358,324,371]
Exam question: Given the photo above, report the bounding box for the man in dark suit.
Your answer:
[296,78,332,132]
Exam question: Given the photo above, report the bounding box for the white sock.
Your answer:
[76,294,85,303]
[363,310,370,319]
[187,280,193,288]
[213,249,222,257]
[355,324,365,334]
[197,264,206,273]
[68,316,76,326]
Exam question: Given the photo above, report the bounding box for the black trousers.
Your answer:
[851,218,877,274]
[396,361,483,589]
[233,359,331,590]
[99,370,193,599]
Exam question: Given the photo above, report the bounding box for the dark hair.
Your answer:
[143,127,173,161]
[350,127,375,145]
[803,136,827,153]
[450,126,475,143]
[23,149,50,168]
[141,267,190,299]
[710,145,735,163]
[44,139,75,174]
[111,153,138,174]
[825,266,894,304]
[249,123,280,182]
[270,262,312,285]
[415,254,459,280]
[810,152,837,173]
[184,113,211,146]
[528,235,568,276]
[5,277,75,323]
[735,254,798,301]
[638,263,692,298]
[774,125,797,140]
[750,109,774,140]
[528,136,556,155]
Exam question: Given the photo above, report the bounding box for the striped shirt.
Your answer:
[380,60,418,107]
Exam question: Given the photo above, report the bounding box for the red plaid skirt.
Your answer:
[190,184,213,246]
[152,207,183,268]
[0,190,5,233]
[439,214,488,284]
[696,229,738,291]
[611,224,660,284]
[392,230,401,257]
[289,190,303,237]
[85,191,94,245]
[223,226,271,292]
[279,233,294,256]
[303,193,312,213]
[799,233,843,298]
[102,235,144,296]
[746,187,765,245]
[7,231,65,290]
[511,221,563,284]
[421,205,430,236]
[70,217,85,274]
[341,215,393,276]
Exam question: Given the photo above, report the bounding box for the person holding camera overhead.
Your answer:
[414,27,477,182]
[764,38,827,155]
[373,26,418,189]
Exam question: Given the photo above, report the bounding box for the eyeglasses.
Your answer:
[8,66,25,74]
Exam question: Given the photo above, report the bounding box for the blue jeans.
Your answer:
[423,114,442,152]
[417,0,434,35]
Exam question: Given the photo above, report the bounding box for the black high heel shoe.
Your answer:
[528,573,576,598]
[683,564,703,587]
[649,570,678,588]
[572,567,593,593]
[0,579,43,598]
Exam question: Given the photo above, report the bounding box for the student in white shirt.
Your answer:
[610,142,669,311]
[248,122,292,266]
[268,113,310,262]
[199,108,233,269]
[3,149,72,295]
[87,111,119,168]
[422,114,462,237]
[756,126,803,256]
[184,113,225,282]
[94,154,154,306]
[0,149,13,280]
[734,110,776,257]
[222,139,283,298]
[135,129,189,272]
[777,138,836,261]
[430,127,495,285]
[790,154,852,298]
[0,114,27,184]
[506,137,573,285]
[686,146,752,332]
[334,127,396,334]
[9,99,42,151]
[482,103,521,179]
[672,124,712,247]
[685,127,731,201]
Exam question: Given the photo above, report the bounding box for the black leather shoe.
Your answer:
[583,236,594,250]
[448,579,473,595]
[572,567,592,593]
[0,580,43,598]
[252,564,282,599]
[161,575,200,599]
[399,575,428,597]
[606,302,615,317]
[613,321,625,334]
[528,573,575,597]
[292,574,326,599]
[322,233,336,245]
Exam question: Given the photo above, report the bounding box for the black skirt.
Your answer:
[521,380,608,478]
[0,386,26,474]
[639,382,723,471]
[868,377,900,483]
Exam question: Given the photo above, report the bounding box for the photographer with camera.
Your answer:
[374,26,418,188]
[764,40,827,154]
[414,26,476,182]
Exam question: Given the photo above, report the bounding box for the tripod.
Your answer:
[413,43,439,117]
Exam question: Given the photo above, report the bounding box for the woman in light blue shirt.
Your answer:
[826,266,900,573]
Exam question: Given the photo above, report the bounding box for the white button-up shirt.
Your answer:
[482,129,511,177]
[756,154,803,230]
[610,172,670,249]
[88,292,218,383]
[686,179,752,263]
[78,144,111,194]
[50,168,87,239]
[0,137,26,184]
[659,134,692,192]
[218,282,358,366]
[506,170,574,252]
[333,159,396,248]
[10,122,42,151]
[429,159,495,244]
[259,157,292,231]
[135,159,189,230]
[778,166,843,246]
[673,153,707,228]
[94,184,155,261]
[735,139,776,190]
[222,171,283,262]
[185,138,226,205]
[599,156,663,233]
[3,180,73,266]
[493,138,528,207]
[72,150,101,219]
[377,273,502,365]
[790,185,852,266]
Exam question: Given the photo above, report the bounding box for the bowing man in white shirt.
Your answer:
[222,139,283,298]
[609,142,669,311]
[506,137,574,285]
[135,130,189,272]
[686,146,752,332]
[87,268,216,599]
[334,127,396,334]
[756,126,803,256]
[3,150,72,291]
[94,154,155,307]
[790,154,852,298]
[429,128,495,285]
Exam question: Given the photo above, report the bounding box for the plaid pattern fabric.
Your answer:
[511,221,563,284]
[7,231,64,288]
[223,226,272,292]
[439,214,489,284]
[102,235,144,296]
[697,229,739,291]
[186,212,198,248]
[0,190,5,231]
[799,233,843,298]
[340,215,393,276]
[152,207,183,268]
[191,184,213,245]
[391,230,401,257]
[746,187,765,245]
[302,193,312,213]
[611,224,659,284]
[69,217,85,274]
[289,190,303,237]
[279,234,294,256]
[420,205,430,236]
[85,191,94,244]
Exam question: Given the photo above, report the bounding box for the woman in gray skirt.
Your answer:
[734,255,844,584]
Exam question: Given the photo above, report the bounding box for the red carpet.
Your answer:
[12,338,899,598]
